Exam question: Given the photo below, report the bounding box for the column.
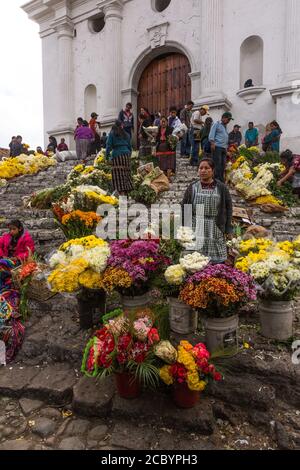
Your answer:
[55,19,74,127]
[101,0,123,124]
[284,0,300,82]
[200,0,223,96]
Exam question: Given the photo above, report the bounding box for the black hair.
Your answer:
[280,149,293,166]
[187,101,194,106]
[271,120,282,133]
[126,102,132,108]
[199,158,215,171]
[8,220,23,230]
[77,117,83,122]
[112,120,127,139]
[169,106,177,113]
[82,120,89,127]
[248,122,254,126]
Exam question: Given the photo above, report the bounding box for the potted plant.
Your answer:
[155,340,222,409]
[81,308,160,399]
[163,252,210,335]
[235,237,300,340]
[103,239,171,310]
[179,264,257,352]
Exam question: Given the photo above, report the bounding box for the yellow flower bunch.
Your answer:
[159,365,174,385]
[293,236,300,251]
[255,195,283,206]
[79,269,103,289]
[275,241,294,256]
[73,164,85,173]
[82,166,94,175]
[85,191,118,206]
[60,236,107,251]
[0,155,56,180]
[239,238,273,254]
[48,258,89,292]
[235,250,267,272]
[231,156,246,170]
[177,342,206,392]
[62,211,101,228]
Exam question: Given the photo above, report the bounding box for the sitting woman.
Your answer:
[182,159,233,264]
[0,220,34,301]
[278,149,300,198]
[156,116,176,178]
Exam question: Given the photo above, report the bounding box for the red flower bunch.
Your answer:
[82,310,160,381]
[18,261,38,281]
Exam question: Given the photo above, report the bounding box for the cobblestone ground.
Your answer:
[0,395,291,451]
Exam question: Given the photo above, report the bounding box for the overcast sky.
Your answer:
[0,1,43,149]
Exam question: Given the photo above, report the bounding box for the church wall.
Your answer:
[41,34,59,144]
[222,0,285,137]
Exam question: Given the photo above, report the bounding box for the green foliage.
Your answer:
[269,179,298,207]
[128,356,160,389]
[30,184,71,209]
[130,183,157,205]
[151,303,170,340]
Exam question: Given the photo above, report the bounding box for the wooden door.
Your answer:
[137,53,191,118]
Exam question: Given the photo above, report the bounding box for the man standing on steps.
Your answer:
[245,122,259,148]
[209,112,233,183]
[190,105,210,167]
[118,102,134,140]
[180,100,194,158]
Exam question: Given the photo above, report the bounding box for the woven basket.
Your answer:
[12,265,56,302]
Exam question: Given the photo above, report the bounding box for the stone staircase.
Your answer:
[0,159,80,256]
[159,157,300,241]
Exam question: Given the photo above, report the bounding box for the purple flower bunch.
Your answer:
[108,240,170,285]
[187,264,257,302]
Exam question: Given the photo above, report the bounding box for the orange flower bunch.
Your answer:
[19,261,38,281]
[100,267,133,292]
[62,210,101,228]
[180,277,241,310]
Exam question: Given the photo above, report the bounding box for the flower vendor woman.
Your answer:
[156,116,176,176]
[182,159,233,264]
[0,220,34,264]
[106,120,133,195]
[278,149,300,198]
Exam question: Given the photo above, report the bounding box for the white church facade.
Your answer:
[23,0,300,151]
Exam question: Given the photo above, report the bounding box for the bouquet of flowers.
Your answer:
[48,236,110,292]
[179,264,256,317]
[81,308,160,387]
[235,237,300,301]
[157,340,222,392]
[101,239,171,296]
[162,252,210,298]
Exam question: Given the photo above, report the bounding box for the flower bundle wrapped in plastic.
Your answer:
[102,239,171,296]
[179,264,256,317]
[158,340,222,391]
[48,236,110,293]
[81,309,160,387]
[235,237,300,301]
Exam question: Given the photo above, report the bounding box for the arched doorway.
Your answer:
[137,53,191,118]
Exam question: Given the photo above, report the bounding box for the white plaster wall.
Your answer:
[222,0,285,141]
[41,34,59,144]
[72,18,105,121]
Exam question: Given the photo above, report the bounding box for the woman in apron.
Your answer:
[181,159,233,264]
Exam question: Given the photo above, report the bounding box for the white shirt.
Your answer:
[191,110,208,130]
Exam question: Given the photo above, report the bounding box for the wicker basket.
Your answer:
[11,265,56,302]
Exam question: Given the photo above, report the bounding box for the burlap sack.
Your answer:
[150,174,170,194]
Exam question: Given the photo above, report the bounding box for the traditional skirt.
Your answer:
[156,150,176,173]
[0,259,25,363]
[111,154,133,193]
